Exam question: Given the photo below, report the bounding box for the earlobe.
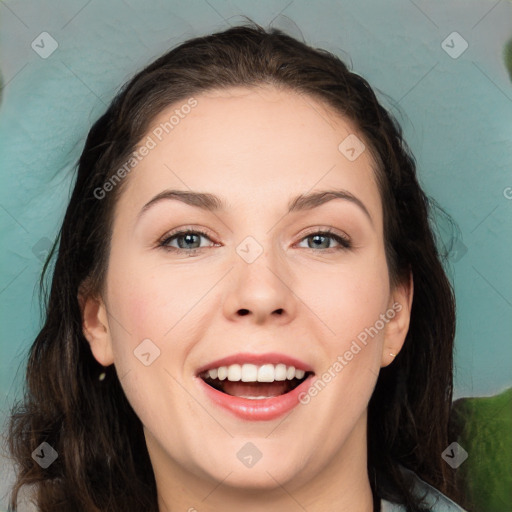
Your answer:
[78,291,115,367]
[381,271,414,367]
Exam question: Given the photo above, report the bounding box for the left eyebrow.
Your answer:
[137,188,373,227]
[287,190,373,226]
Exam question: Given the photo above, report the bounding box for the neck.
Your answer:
[148,413,374,512]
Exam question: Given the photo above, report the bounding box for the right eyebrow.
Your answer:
[137,190,223,221]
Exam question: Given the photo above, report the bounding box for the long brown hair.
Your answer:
[7,21,460,511]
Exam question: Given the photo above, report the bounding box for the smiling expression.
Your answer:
[82,85,412,505]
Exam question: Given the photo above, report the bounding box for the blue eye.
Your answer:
[297,230,352,251]
[158,228,352,254]
[159,229,214,253]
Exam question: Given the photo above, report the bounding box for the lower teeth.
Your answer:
[202,376,307,397]
[238,395,272,400]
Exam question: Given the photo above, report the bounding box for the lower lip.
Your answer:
[196,375,314,421]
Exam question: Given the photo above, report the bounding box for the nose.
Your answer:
[222,244,298,326]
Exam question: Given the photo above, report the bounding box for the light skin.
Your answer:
[80,85,413,512]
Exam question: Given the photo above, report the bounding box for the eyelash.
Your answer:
[157,227,352,255]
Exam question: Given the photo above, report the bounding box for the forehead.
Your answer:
[116,85,382,222]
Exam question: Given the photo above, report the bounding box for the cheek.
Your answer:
[341,273,389,340]
[103,262,199,432]
[304,266,389,421]
[105,256,184,340]
[310,256,390,343]
[102,254,166,372]
[307,254,390,404]
[105,253,216,369]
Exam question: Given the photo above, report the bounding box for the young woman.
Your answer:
[7,22,467,512]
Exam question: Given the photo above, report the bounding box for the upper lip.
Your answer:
[195,352,314,375]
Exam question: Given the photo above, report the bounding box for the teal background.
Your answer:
[0,0,511,508]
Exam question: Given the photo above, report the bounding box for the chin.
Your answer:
[210,464,304,491]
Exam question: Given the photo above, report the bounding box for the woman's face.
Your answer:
[83,85,411,504]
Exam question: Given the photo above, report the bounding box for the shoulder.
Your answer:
[380,466,468,512]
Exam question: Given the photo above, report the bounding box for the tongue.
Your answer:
[222,381,291,398]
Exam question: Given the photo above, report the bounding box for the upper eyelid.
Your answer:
[299,226,349,238]
[160,227,214,242]
[161,226,348,238]
[160,227,350,247]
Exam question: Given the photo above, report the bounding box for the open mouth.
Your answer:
[199,364,314,399]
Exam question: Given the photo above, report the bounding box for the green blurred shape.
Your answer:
[505,38,512,82]
[451,387,512,512]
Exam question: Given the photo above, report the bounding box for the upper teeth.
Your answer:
[205,364,306,382]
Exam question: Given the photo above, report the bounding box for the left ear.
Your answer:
[381,270,414,368]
